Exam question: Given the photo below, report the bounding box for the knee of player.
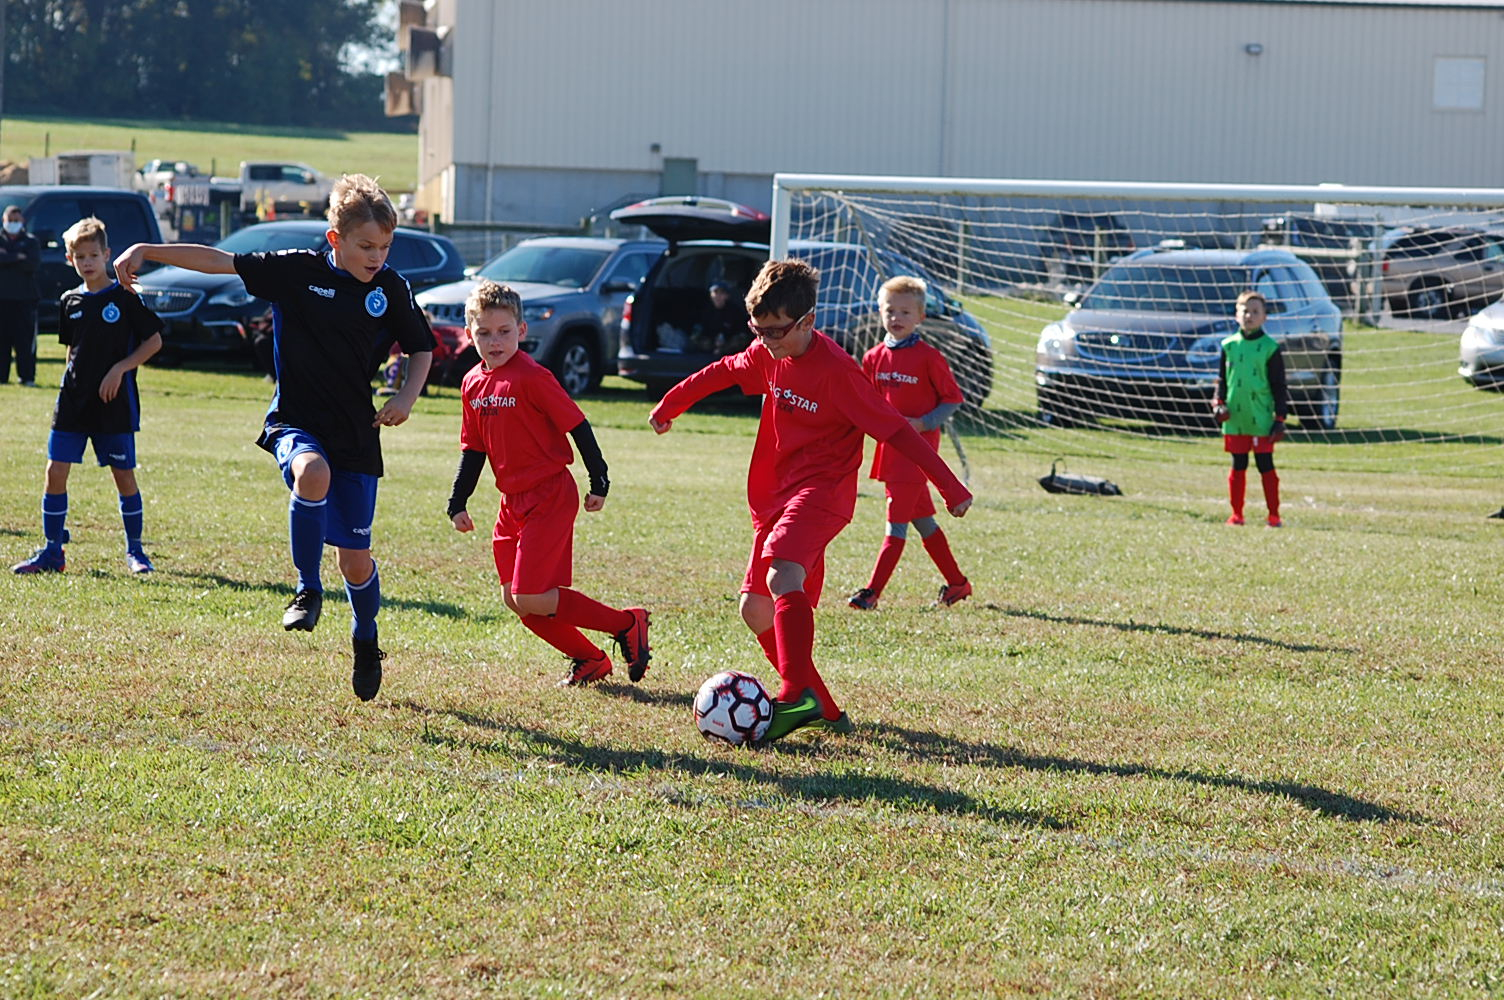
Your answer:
[290,454,332,496]
[739,593,773,634]
[512,590,554,617]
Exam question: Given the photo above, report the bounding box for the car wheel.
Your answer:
[1037,386,1085,427]
[549,332,598,397]
[1297,361,1341,431]
[1407,279,1452,321]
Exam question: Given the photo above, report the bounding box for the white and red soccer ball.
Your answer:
[694,670,773,746]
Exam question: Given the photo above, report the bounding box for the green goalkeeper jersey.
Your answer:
[1220,330,1282,436]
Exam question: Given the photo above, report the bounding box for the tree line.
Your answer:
[6,0,400,130]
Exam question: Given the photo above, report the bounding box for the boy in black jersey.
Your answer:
[12,217,162,576]
[114,175,436,701]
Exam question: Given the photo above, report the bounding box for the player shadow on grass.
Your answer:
[996,605,1354,654]
[169,569,469,619]
[867,724,1423,825]
[400,700,1068,831]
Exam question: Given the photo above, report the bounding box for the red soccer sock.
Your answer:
[772,591,839,719]
[553,588,633,636]
[864,535,906,595]
[921,529,965,587]
[1228,468,1247,518]
[520,614,602,661]
[1260,469,1280,518]
[756,627,781,672]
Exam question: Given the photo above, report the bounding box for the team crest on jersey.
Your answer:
[365,288,388,317]
[102,302,121,324]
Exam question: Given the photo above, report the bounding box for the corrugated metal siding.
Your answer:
[426,0,1504,220]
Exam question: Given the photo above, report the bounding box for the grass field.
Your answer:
[3,331,1504,997]
[1,115,418,193]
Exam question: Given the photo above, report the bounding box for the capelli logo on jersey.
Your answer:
[351,526,371,536]
[772,386,819,413]
[308,285,336,299]
[876,371,920,385]
[69,311,83,320]
[470,395,517,409]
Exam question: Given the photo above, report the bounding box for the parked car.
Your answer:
[1459,296,1504,388]
[611,197,995,407]
[1382,226,1504,320]
[1034,246,1343,429]
[0,185,164,328]
[136,159,202,191]
[134,220,464,361]
[415,235,665,394]
[1041,211,1135,286]
[1260,213,1383,315]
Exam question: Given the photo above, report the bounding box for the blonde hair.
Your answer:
[1236,290,1267,307]
[880,275,927,309]
[466,279,524,328]
[62,216,108,255]
[326,173,397,236]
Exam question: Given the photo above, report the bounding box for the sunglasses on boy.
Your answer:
[746,310,810,341]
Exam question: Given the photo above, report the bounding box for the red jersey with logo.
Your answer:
[861,339,963,483]
[654,331,968,522]
[459,352,584,494]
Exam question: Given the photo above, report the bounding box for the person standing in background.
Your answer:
[0,204,41,386]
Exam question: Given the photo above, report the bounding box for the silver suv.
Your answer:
[416,236,664,396]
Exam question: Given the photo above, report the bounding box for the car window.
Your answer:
[1252,269,1282,310]
[215,226,328,255]
[26,197,86,249]
[603,251,654,287]
[86,198,154,253]
[1271,266,1307,307]
[1082,263,1246,314]
[1290,260,1328,301]
[1485,242,1504,265]
[388,234,439,272]
[480,245,609,287]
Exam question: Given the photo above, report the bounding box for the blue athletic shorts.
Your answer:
[48,430,136,469]
[268,427,378,550]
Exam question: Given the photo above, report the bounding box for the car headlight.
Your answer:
[1036,322,1073,361]
[209,288,254,308]
[523,304,555,322]
[1186,334,1225,367]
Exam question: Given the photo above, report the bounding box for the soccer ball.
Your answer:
[694,670,774,746]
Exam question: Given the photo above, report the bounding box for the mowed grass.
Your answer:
[1,115,418,193]
[3,340,1504,998]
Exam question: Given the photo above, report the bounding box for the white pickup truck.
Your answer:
[213,161,335,213]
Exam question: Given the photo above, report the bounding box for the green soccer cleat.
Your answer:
[809,711,855,735]
[757,689,825,744]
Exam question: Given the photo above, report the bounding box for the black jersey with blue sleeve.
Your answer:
[235,249,436,476]
[54,281,163,434]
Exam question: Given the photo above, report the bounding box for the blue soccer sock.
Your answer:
[345,561,380,641]
[42,492,68,549]
[119,491,144,551]
[288,492,327,594]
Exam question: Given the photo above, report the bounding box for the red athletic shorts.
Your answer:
[492,468,577,594]
[1224,433,1277,455]
[884,479,936,523]
[741,492,847,605]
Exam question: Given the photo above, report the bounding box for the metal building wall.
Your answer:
[418,0,1504,225]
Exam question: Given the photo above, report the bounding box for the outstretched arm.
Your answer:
[649,359,745,432]
[114,243,236,287]
[882,423,973,515]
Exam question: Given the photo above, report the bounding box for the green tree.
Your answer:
[5,0,394,128]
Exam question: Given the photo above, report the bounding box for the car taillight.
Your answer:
[1382,260,1389,273]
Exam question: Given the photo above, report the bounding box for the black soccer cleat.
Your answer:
[282,588,323,631]
[847,587,879,611]
[615,607,651,682]
[352,636,386,701]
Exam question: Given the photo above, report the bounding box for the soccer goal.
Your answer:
[770,173,1504,481]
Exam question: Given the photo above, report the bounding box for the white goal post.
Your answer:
[768,173,1504,482]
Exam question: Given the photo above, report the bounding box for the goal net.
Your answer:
[770,174,1504,489]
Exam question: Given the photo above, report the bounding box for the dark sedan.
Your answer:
[135,220,464,361]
